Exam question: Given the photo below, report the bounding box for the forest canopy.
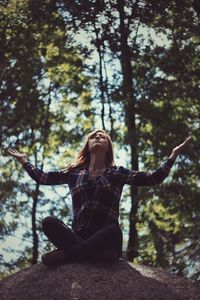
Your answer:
[0,0,199,283]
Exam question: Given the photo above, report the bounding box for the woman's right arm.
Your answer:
[8,148,69,185]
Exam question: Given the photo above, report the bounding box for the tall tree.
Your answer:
[58,0,200,280]
[0,0,94,275]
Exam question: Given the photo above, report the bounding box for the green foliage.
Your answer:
[1,0,199,284]
[133,0,200,280]
[0,0,94,277]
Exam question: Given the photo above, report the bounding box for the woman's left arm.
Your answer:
[168,136,192,162]
[120,136,192,186]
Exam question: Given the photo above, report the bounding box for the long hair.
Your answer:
[63,129,115,172]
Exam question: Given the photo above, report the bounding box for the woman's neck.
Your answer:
[89,152,106,171]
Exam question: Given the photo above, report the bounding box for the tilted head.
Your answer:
[67,129,115,171]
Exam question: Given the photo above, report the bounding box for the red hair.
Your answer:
[63,129,115,172]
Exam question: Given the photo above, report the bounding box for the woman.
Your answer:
[8,130,191,266]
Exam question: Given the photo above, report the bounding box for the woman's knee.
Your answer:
[106,224,123,241]
[108,224,122,234]
[42,216,59,231]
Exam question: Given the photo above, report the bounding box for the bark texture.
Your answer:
[0,260,199,300]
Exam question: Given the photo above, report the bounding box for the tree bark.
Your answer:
[31,183,39,264]
[149,220,168,268]
[117,0,139,261]
[93,22,106,130]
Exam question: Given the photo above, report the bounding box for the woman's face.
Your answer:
[88,131,109,153]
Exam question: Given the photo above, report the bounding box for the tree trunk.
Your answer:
[31,183,39,264]
[117,0,139,261]
[93,22,106,130]
[149,220,168,267]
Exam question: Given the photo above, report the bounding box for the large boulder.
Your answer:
[0,260,199,300]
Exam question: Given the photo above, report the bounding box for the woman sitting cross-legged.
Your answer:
[8,130,191,266]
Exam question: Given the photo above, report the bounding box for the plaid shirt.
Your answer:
[23,159,174,233]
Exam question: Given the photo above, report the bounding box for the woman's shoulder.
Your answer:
[60,163,85,173]
[107,165,126,174]
[70,164,86,174]
[110,165,134,174]
[109,165,126,170]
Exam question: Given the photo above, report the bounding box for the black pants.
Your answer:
[42,216,123,261]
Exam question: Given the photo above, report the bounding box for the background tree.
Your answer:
[1,0,199,283]
[0,0,94,275]
[58,0,200,280]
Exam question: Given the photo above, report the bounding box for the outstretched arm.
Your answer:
[169,136,192,161]
[119,136,192,186]
[8,148,28,166]
[8,148,69,185]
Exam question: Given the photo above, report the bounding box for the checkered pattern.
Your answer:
[23,159,174,233]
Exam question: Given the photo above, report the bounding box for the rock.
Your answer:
[0,259,199,300]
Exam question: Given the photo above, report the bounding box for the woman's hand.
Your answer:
[169,136,192,161]
[8,148,28,165]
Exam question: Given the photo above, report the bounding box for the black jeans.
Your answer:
[42,216,123,261]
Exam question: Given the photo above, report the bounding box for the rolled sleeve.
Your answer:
[23,162,69,185]
[118,159,174,186]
